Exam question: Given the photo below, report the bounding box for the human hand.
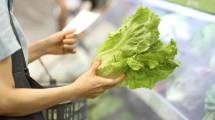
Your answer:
[71,58,125,99]
[44,29,77,55]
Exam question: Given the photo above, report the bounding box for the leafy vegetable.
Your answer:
[95,4,179,89]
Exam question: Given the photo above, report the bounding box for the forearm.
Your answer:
[0,56,80,116]
[0,84,77,116]
[28,39,48,63]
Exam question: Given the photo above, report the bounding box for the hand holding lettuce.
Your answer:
[95,4,179,89]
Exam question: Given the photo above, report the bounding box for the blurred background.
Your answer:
[13,0,215,120]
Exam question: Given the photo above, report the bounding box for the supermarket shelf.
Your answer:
[139,0,215,23]
[134,89,189,120]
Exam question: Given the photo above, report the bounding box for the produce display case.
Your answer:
[78,0,215,119]
[133,0,215,120]
[36,0,215,119]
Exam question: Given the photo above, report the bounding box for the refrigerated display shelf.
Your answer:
[139,0,215,23]
[134,89,188,120]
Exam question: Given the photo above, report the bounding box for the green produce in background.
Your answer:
[203,85,215,120]
[95,4,179,89]
[167,0,215,14]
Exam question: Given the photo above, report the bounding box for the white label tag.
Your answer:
[62,10,100,34]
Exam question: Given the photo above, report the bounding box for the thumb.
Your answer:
[90,57,102,74]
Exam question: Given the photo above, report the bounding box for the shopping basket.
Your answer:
[42,99,87,120]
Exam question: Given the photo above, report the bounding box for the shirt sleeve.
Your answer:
[0,0,21,61]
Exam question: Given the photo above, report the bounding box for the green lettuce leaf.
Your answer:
[95,4,179,89]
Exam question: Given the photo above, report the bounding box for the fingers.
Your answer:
[63,45,76,53]
[90,57,102,74]
[65,34,75,39]
[63,44,76,50]
[84,74,125,99]
[101,74,125,88]
[113,74,125,84]
[63,39,76,44]
[63,39,76,54]
[59,30,77,54]
[61,29,76,37]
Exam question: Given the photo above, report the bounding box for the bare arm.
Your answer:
[0,56,125,116]
[0,56,77,116]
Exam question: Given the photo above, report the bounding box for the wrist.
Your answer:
[63,84,80,101]
[41,38,51,55]
[28,39,49,63]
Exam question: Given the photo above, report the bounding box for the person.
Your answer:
[0,0,124,118]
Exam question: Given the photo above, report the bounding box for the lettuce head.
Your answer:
[95,4,179,89]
